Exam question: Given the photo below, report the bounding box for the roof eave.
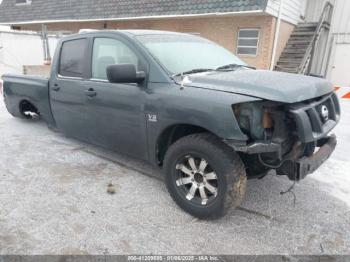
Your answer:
[0,10,265,26]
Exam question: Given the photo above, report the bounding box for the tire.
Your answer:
[163,133,247,219]
[7,101,39,120]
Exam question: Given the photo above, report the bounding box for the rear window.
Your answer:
[59,39,87,78]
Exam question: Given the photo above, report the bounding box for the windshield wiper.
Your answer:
[172,68,214,77]
[216,63,256,71]
[172,64,255,78]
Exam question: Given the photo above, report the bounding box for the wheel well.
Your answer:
[19,100,39,118]
[156,124,212,166]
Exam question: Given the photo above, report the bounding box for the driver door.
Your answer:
[84,37,148,160]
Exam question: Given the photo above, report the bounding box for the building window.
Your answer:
[237,29,260,56]
[15,0,32,5]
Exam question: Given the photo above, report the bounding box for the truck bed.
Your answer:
[2,74,55,125]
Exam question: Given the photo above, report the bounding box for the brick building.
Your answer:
[2,0,347,87]
[0,0,310,70]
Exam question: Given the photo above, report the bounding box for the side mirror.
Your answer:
[106,64,146,84]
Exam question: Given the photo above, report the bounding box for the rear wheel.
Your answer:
[164,133,247,219]
[19,101,39,120]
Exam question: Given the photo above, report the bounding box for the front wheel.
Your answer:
[163,133,247,219]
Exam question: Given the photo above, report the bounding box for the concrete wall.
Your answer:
[305,0,350,84]
[325,0,350,85]
[19,15,279,70]
[0,30,59,76]
[327,34,350,86]
[305,0,336,23]
[304,0,350,33]
[330,0,350,34]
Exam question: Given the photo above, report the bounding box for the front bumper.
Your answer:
[278,135,337,181]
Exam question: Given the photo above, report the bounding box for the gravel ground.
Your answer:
[0,93,350,255]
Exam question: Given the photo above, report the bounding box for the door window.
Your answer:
[92,38,139,80]
[59,38,87,78]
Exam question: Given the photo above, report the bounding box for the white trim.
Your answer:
[237,28,261,31]
[0,10,264,25]
[270,0,284,70]
[237,46,258,48]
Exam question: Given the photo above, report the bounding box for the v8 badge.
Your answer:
[147,114,158,122]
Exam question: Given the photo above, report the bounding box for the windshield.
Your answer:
[136,34,247,75]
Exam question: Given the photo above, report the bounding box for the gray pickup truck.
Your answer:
[2,30,340,218]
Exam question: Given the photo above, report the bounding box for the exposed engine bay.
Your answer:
[228,93,340,181]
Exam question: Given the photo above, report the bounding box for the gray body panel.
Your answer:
[2,75,55,126]
[183,69,334,103]
[144,83,260,163]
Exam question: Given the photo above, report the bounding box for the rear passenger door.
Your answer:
[50,37,92,141]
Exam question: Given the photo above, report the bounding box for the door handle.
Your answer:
[52,84,60,91]
[85,88,97,97]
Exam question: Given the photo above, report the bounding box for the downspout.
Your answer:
[270,0,284,70]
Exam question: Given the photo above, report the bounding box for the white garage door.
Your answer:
[330,43,350,87]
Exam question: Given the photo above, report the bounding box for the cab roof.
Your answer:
[78,29,189,37]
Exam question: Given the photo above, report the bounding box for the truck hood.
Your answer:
[181,69,334,103]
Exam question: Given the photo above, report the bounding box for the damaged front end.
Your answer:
[226,92,340,181]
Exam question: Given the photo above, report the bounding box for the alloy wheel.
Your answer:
[175,155,218,206]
